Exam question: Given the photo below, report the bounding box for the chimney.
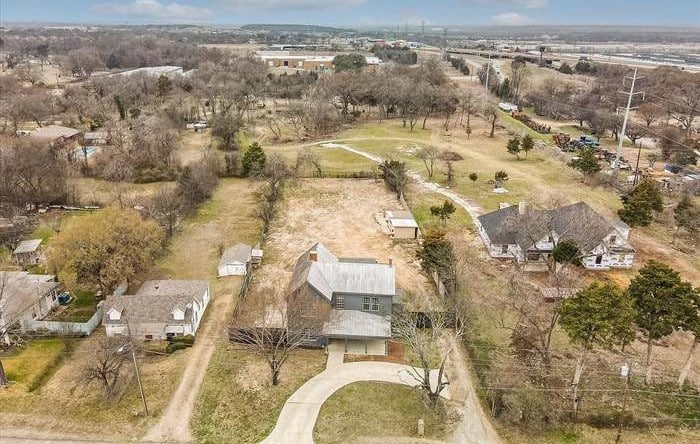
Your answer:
[518,201,527,215]
[388,257,393,266]
[309,251,318,262]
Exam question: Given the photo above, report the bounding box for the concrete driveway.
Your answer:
[260,361,449,444]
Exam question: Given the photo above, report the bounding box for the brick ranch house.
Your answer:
[287,243,395,353]
[476,201,635,270]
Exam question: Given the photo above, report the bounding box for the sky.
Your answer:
[1,0,699,27]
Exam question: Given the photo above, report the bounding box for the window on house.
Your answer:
[501,245,508,254]
[610,235,617,244]
[363,296,370,311]
[371,297,380,312]
[336,296,344,309]
[595,255,603,265]
[145,334,153,340]
[548,235,554,243]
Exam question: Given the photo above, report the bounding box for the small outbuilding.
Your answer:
[12,239,43,267]
[218,244,255,277]
[385,210,420,240]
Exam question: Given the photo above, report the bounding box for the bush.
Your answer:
[171,334,195,345]
[166,342,191,354]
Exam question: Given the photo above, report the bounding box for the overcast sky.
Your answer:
[2,0,699,26]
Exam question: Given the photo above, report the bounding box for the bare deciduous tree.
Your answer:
[416,145,440,180]
[393,310,461,407]
[230,285,324,385]
[80,338,129,399]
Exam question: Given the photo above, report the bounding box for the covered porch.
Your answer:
[323,310,391,356]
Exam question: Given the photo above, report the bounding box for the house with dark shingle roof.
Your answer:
[103,280,210,340]
[476,201,635,270]
[287,243,394,351]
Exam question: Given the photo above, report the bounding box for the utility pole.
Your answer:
[442,28,448,61]
[615,69,644,170]
[484,53,492,97]
[126,318,149,416]
[615,362,632,443]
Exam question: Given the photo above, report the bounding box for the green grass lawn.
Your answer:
[265,145,377,176]
[48,290,98,322]
[313,382,457,444]
[405,185,475,233]
[2,339,68,392]
[192,345,326,443]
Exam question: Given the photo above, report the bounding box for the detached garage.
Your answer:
[218,244,252,277]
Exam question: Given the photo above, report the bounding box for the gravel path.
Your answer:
[318,142,483,222]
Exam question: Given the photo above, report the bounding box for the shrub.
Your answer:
[166,342,191,354]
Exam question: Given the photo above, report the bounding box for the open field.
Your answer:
[70,177,172,207]
[286,116,698,283]
[314,381,458,444]
[257,179,436,309]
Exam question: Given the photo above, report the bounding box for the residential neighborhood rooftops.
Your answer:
[322,309,391,339]
[13,239,42,255]
[29,125,82,141]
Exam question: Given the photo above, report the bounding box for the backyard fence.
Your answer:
[21,302,103,337]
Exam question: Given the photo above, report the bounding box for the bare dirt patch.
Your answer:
[259,179,435,308]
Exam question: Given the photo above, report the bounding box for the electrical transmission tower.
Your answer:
[615,69,644,170]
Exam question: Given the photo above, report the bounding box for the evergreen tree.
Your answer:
[506,136,522,159]
[618,179,663,227]
[627,261,689,384]
[430,200,456,226]
[569,147,600,176]
[520,134,534,159]
[560,282,635,415]
[242,142,267,177]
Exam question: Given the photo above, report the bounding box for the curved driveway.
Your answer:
[261,361,449,444]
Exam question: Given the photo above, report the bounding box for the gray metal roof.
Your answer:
[13,239,42,255]
[386,210,418,228]
[219,244,252,267]
[322,309,391,339]
[316,262,395,296]
[289,243,395,301]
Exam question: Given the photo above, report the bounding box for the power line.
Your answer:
[615,69,644,170]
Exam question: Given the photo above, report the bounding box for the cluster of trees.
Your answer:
[49,208,164,294]
[505,134,535,160]
[447,55,470,75]
[525,64,698,166]
[371,45,417,65]
[0,138,68,212]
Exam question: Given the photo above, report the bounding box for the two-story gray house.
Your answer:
[287,243,395,352]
